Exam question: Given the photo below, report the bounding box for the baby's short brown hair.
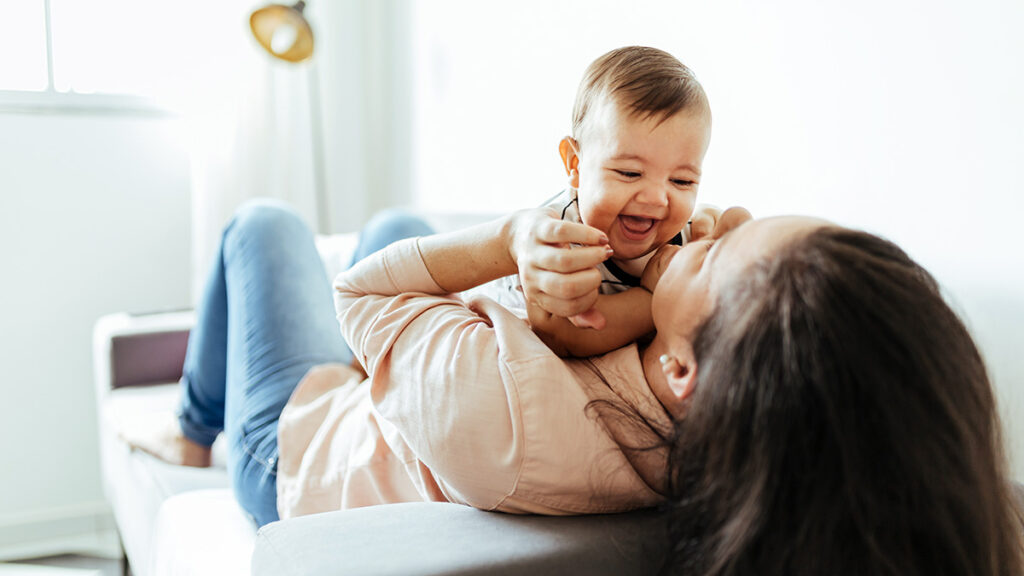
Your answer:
[572,46,709,145]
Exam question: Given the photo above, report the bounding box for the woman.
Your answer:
[331,209,1024,574]
[656,223,1024,575]
[128,201,1022,574]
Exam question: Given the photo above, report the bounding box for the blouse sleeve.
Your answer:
[333,238,528,510]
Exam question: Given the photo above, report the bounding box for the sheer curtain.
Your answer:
[175,0,412,301]
[168,1,320,300]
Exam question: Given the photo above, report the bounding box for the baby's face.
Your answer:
[574,100,711,263]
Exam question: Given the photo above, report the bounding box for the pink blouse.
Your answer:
[275,238,671,520]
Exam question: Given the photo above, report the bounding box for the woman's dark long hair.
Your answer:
[662,227,1023,575]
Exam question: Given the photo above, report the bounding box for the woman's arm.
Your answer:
[333,217,609,511]
[416,209,642,358]
[413,214,519,293]
[333,208,610,378]
[415,209,611,295]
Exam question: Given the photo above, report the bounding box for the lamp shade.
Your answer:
[250,1,314,63]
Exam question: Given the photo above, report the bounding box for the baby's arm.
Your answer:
[527,288,653,357]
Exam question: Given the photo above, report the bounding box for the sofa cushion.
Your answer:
[99,382,245,575]
[253,502,669,576]
[150,490,256,576]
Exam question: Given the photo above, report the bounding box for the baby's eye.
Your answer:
[672,179,696,187]
[614,170,641,179]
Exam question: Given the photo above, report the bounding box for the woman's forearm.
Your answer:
[416,213,519,293]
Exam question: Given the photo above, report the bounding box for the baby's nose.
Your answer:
[635,184,670,206]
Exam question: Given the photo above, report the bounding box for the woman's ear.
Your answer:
[559,137,580,188]
[660,350,698,401]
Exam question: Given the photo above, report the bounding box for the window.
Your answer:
[0,0,49,92]
[0,0,232,113]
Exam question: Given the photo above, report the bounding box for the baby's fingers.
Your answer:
[568,308,607,330]
[712,206,753,238]
[689,204,722,240]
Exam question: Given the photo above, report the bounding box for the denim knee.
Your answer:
[352,209,435,264]
[225,199,312,253]
[364,209,435,240]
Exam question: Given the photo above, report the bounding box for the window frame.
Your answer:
[1,0,172,116]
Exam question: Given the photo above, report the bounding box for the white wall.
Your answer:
[0,110,191,549]
[0,0,407,553]
[409,0,1024,471]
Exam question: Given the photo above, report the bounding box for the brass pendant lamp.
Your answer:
[249,1,315,63]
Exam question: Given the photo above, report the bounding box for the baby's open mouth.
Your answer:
[619,215,656,239]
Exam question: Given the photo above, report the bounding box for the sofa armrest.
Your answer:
[252,502,668,576]
[93,310,196,401]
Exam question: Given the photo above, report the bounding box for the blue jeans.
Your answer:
[177,199,434,527]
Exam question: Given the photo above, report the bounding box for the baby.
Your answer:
[492,46,718,357]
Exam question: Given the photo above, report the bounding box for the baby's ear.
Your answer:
[559,137,580,187]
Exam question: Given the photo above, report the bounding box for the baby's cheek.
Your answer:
[672,201,698,232]
[580,207,615,235]
[678,196,698,218]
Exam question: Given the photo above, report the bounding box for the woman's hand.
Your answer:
[509,208,612,323]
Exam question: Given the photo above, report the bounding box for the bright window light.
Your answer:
[48,0,216,100]
[0,0,49,91]
[50,0,162,96]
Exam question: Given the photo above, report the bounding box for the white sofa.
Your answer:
[92,231,667,576]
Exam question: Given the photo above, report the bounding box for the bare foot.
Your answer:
[117,410,212,468]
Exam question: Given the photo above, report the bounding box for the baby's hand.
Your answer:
[689,204,753,240]
[713,206,753,238]
[509,207,612,321]
[641,206,754,293]
[688,204,723,240]
[641,244,681,293]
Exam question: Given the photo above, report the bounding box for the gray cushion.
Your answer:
[252,502,669,576]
